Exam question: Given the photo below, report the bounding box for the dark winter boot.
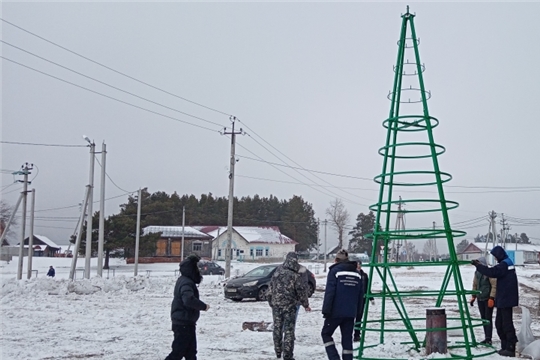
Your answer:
[498,342,516,357]
[479,339,492,345]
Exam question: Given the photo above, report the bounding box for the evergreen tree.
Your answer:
[348,211,376,255]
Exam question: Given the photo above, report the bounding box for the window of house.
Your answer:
[265,248,269,257]
[256,248,263,257]
[193,242,202,252]
[250,248,254,257]
[218,249,222,257]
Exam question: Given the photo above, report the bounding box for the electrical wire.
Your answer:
[235,141,370,207]
[1,140,86,147]
[34,191,136,213]
[1,40,227,129]
[94,156,133,194]
[1,56,223,134]
[0,18,232,117]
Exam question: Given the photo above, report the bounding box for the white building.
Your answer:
[195,226,297,261]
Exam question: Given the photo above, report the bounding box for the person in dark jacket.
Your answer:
[165,254,209,360]
[47,266,55,277]
[353,260,374,342]
[472,246,518,357]
[321,250,364,360]
[268,252,311,360]
[469,256,497,345]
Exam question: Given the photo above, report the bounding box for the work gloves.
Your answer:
[488,297,495,308]
[471,259,481,267]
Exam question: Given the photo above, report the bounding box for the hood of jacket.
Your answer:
[282,252,300,273]
[491,246,508,262]
[179,254,203,284]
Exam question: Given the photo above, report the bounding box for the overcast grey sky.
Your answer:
[1,1,539,251]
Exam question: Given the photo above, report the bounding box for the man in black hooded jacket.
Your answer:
[165,254,209,360]
[472,246,518,357]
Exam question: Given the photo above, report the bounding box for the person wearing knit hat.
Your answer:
[469,256,497,345]
[321,249,364,360]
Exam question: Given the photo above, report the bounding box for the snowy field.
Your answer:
[1,257,539,360]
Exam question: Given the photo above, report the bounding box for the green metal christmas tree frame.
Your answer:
[357,8,496,360]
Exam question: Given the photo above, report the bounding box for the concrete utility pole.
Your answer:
[222,116,243,278]
[324,219,328,272]
[16,163,32,280]
[134,188,142,276]
[394,197,406,262]
[27,189,36,279]
[181,206,186,262]
[83,136,95,279]
[97,142,106,277]
[485,211,498,253]
[316,218,320,263]
[0,192,23,246]
[69,187,91,280]
[500,213,510,249]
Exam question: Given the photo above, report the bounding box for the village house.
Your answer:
[142,225,213,259]
[457,242,483,261]
[194,226,297,261]
[22,235,62,257]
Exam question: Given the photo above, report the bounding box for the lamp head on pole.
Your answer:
[82,135,93,145]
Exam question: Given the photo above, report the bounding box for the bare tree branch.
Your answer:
[326,198,350,250]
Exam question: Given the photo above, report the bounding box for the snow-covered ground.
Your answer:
[1,257,538,360]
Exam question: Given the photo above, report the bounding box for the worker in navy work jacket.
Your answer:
[321,249,364,360]
[472,246,519,357]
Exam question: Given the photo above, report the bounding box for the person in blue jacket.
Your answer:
[321,249,364,360]
[472,246,518,357]
[165,254,209,360]
[46,266,55,277]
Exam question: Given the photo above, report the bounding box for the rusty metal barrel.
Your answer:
[426,307,447,355]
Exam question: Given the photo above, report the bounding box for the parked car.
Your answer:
[224,264,316,302]
[198,260,225,275]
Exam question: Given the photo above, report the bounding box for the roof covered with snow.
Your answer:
[21,235,61,249]
[194,226,297,245]
[143,226,212,239]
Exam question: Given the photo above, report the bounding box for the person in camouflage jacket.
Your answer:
[268,252,311,360]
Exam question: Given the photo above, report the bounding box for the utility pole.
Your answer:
[484,211,498,265]
[316,218,320,263]
[432,221,438,261]
[27,189,36,279]
[83,136,95,279]
[181,206,185,262]
[16,163,32,280]
[324,219,328,272]
[500,213,510,249]
[0,192,24,246]
[69,187,91,280]
[97,142,106,277]
[134,188,142,276]
[221,116,243,278]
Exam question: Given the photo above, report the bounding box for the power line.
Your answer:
[1,140,86,147]
[34,191,135,213]
[94,156,132,194]
[1,56,223,134]
[235,141,370,208]
[1,39,227,129]
[0,17,232,118]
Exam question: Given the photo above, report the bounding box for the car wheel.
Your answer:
[209,271,214,275]
[231,298,242,302]
[308,283,315,297]
[257,286,269,301]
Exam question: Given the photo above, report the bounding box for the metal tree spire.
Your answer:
[357,8,496,360]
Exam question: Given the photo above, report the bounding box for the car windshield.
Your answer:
[244,265,276,277]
